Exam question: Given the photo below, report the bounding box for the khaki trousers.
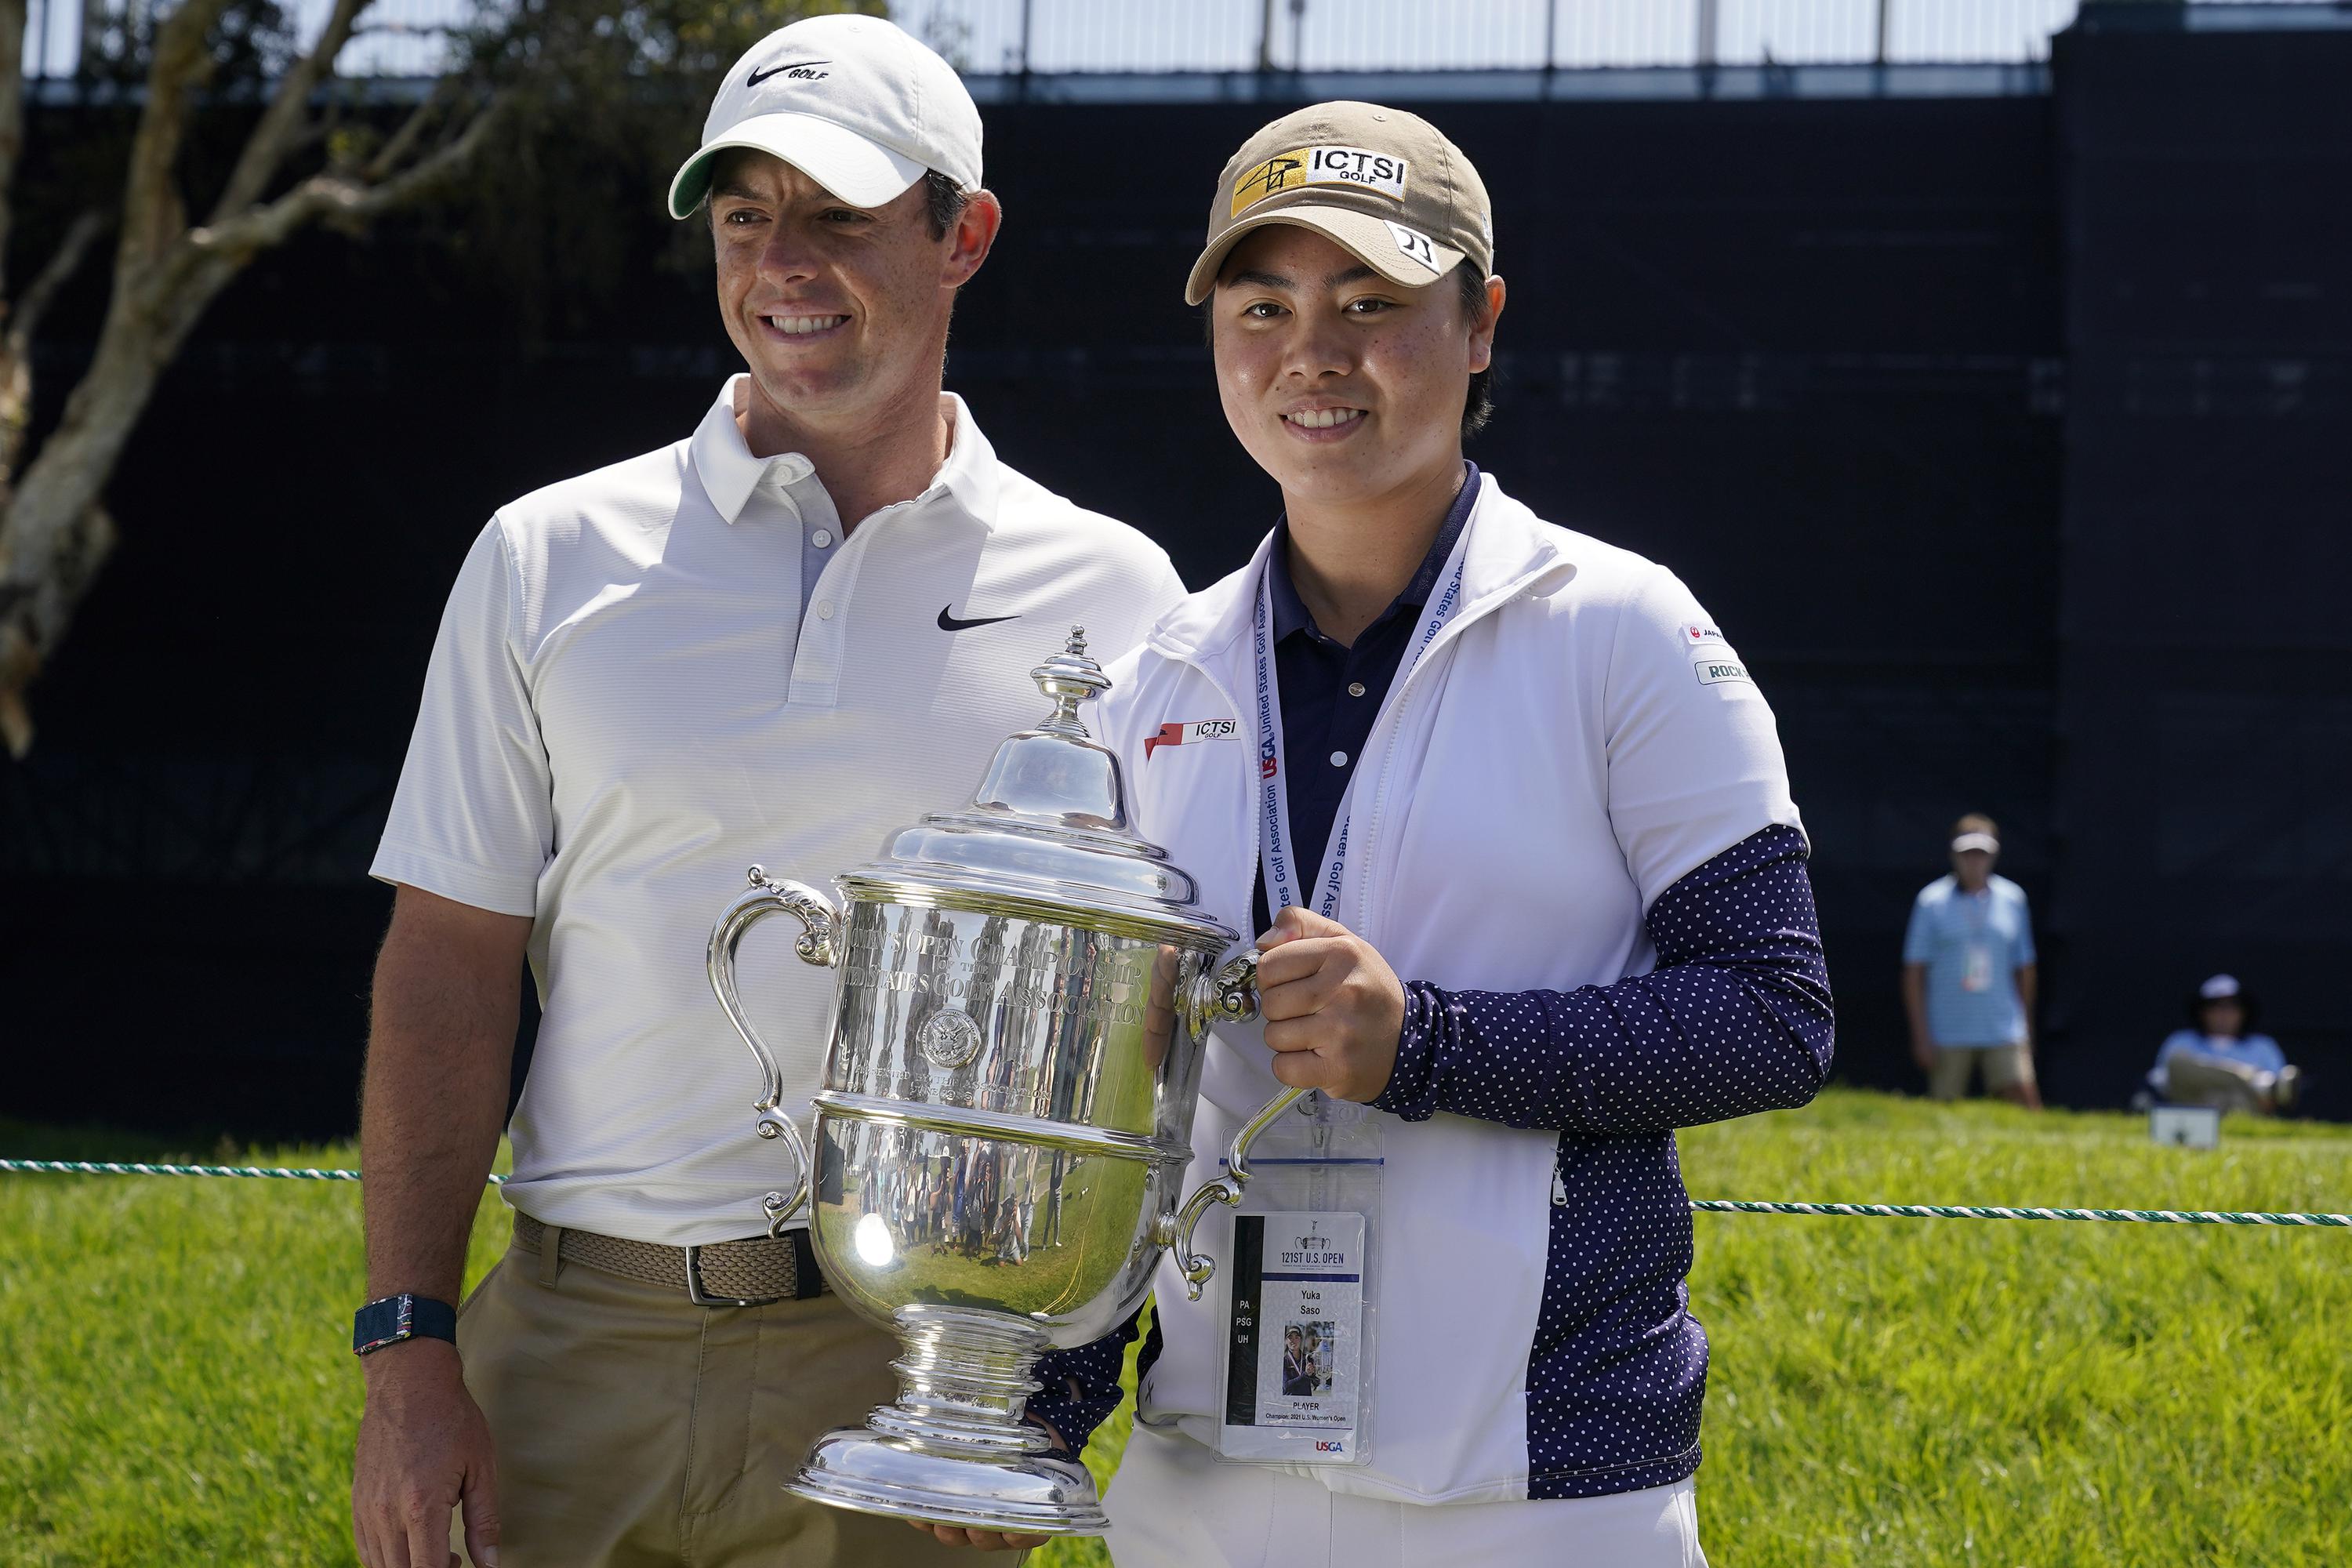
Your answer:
[1927,1041,2034,1101]
[454,1236,1001,1567]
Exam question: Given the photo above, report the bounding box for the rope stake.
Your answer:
[5,1159,2342,1226]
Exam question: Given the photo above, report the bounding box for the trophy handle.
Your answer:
[706,864,844,1228]
[1163,949,1311,1300]
[1183,948,1261,1040]
[1164,1083,1312,1300]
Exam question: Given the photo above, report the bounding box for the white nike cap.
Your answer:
[666,14,982,221]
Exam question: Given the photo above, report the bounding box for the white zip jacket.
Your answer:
[1094,470,1804,1504]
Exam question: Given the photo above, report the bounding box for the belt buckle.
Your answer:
[684,1243,779,1308]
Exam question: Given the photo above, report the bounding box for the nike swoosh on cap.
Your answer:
[939,606,1019,632]
[748,60,831,85]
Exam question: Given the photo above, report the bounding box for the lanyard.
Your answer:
[1254,535,1471,924]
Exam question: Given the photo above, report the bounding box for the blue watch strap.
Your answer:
[353,1293,459,1356]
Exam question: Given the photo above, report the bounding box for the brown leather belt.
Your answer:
[513,1212,823,1307]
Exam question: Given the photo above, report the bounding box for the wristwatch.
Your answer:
[352,1293,459,1357]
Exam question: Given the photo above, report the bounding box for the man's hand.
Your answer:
[908,1522,1051,1552]
[1255,907,1406,1103]
[1910,1035,1938,1074]
[906,1411,1072,1552]
[353,1341,501,1568]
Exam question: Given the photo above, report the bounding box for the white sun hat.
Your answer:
[666,14,982,221]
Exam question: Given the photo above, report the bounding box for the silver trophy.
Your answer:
[706,629,1301,1537]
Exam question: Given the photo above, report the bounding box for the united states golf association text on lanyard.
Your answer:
[1252,543,1468,922]
[1214,542,1465,1466]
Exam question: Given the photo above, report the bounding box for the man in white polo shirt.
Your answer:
[347,16,1181,1567]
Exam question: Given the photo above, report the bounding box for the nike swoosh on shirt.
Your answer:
[939,606,1020,632]
[748,60,831,85]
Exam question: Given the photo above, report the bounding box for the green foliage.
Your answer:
[0,1091,2344,1566]
[427,0,888,339]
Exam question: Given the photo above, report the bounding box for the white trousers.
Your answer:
[1105,1424,1708,1568]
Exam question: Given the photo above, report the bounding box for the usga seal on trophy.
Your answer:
[706,629,1303,1537]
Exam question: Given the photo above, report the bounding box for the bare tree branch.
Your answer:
[8,209,115,358]
[0,0,26,291]
[210,0,376,223]
[119,0,236,269]
[192,91,510,261]
[0,503,112,757]
[365,74,460,184]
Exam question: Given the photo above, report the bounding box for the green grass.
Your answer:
[2,1090,2346,1566]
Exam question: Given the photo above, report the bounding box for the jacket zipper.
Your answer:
[1343,568,1559,939]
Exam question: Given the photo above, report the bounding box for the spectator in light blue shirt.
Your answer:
[2147,974,2299,1114]
[1902,813,2042,1109]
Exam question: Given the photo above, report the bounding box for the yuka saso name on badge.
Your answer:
[1218,1211,1366,1463]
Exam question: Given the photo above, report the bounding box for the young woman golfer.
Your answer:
[1086,103,1838,1567]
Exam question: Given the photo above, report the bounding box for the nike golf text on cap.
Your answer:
[666,13,983,220]
[1184,100,1495,306]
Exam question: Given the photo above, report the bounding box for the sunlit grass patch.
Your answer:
[2,1091,2344,1566]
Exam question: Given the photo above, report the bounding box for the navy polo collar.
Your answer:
[1267,461,1481,644]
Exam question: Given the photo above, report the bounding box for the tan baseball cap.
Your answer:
[1184,101,1494,307]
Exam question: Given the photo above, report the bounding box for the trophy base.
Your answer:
[785,1302,1109,1536]
[787,1428,1107,1537]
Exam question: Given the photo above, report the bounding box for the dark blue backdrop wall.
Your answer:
[1,10,2343,1135]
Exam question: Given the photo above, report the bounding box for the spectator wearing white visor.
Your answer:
[934,102,1836,1568]
[1902,813,2042,1109]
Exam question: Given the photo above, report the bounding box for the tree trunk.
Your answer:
[0,246,238,755]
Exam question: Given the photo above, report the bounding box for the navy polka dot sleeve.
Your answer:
[1374,823,1834,1134]
[1026,1312,1141,1459]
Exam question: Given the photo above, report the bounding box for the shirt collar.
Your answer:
[688,375,1003,531]
[1266,461,1481,643]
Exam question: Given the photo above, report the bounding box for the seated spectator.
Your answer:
[2147,975,2300,1115]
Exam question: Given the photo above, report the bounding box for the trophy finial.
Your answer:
[1030,626,1111,735]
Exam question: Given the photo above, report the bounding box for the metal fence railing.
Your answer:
[898,0,2341,76]
[16,0,2348,81]
[21,0,475,79]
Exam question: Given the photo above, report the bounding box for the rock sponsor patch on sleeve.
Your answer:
[1692,655,1753,687]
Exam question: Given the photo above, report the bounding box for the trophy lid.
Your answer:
[839,628,1240,946]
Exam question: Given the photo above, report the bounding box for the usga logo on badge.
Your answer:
[1315,1439,1345,1454]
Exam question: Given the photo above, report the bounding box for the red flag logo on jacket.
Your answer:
[1145,718,1240,760]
